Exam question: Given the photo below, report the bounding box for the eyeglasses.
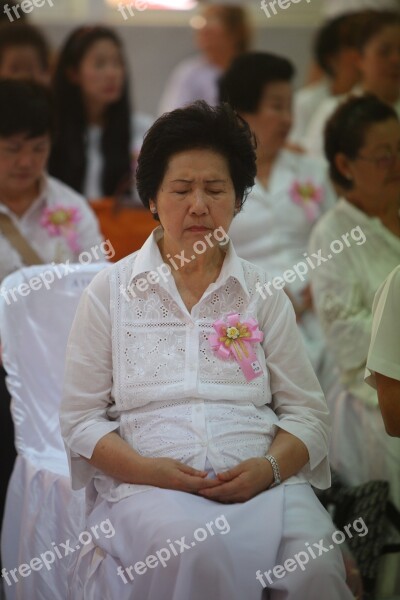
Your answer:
[356,148,400,169]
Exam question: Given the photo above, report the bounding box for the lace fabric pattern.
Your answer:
[106,253,278,486]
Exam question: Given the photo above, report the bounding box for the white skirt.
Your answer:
[67,483,353,600]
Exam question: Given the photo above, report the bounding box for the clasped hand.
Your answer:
[145,457,274,504]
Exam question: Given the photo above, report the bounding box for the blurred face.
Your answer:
[151,149,238,254]
[359,25,400,102]
[338,118,400,206]
[0,46,49,85]
[242,82,292,157]
[0,133,51,198]
[73,38,125,108]
[196,9,237,60]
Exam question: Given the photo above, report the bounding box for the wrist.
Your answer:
[264,454,281,488]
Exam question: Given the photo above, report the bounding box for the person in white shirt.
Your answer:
[49,26,153,201]
[365,265,400,436]
[219,52,337,394]
[304,10,400,157]
[309,95,400,505]
[290,13,361,149]
[158,5,251,115]
[0,79,105,574]
[60,102,353,600]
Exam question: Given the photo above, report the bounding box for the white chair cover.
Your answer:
[0,263,108,600]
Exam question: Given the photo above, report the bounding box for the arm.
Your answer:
[60,269,220,493]
[375,373,400,437]
[309,221,372,374]
[200,288,330,503]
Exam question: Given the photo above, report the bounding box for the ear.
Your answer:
[234,197,241,215]
[335,152,354,182]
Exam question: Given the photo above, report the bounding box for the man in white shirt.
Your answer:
[0,78,105,560]
[365,265,400,436]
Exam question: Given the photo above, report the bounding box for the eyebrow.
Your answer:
[169,179,227,183]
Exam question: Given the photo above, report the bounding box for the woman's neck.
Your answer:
[256,148,279,188]
[362,83,400,107]
[347,192,400,235]
[84,99,107,126]
[0,182,39,217]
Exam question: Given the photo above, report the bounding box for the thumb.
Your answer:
[179,464,207,477]
[217,466,241,481]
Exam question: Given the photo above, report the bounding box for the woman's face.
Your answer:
[338,118,400,206]
[0,133,51,198]
[151,148,238,252]
[74,38,125,108]
[0,46,49,85]
[242,82,292,157]
[196,9,237,58]
[359,25,400,102]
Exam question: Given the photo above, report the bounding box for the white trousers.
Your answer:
[68,483,353,600]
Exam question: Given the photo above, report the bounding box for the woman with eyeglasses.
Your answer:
[309,94,400,509]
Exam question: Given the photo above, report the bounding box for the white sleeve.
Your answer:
[60,268,119,489]
[366,267,400,386]
[309,218,372,374]
[260,285,331,489]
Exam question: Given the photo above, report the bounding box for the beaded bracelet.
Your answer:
[265,454,281,488]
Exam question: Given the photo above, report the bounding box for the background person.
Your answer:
[304,10,400,157]
[0,22,51,85]
[220,52,337,395]
[0,78,103,576]
[290,13,362,149]
[48,25,152,201]
[60,102,352,600]
[158,4,251,115]
[309,94,400,506]
[365,264,400,436]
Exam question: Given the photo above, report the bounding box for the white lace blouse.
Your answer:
[60,227,331,502]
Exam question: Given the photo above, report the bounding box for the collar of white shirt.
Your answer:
[127,225,250,300]
[0,175,49,222]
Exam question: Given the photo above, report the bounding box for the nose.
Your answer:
[16,150,35,169]
[189,189,209,215]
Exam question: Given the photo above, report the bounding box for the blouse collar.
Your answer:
[128,225,250,299]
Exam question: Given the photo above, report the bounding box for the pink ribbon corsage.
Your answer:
[40,206,81,253]
[289,180,323,223]
[209,313,264,382]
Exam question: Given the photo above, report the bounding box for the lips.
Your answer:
[186,226,210,232]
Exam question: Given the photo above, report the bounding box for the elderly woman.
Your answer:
[220,52,337,395]
[309,94,400,507]
[60,102,352,600]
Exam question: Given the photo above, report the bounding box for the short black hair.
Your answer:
[136,101,256,217]
[0,23,50,71]
[324,94,398,190]
[219,52,295,114]
[314,13,361,77]
[0,78,52,138]
[355,10,400,51]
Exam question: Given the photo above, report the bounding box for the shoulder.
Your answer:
[374,265,400,309]
[282,149,328,175]
[169,55,206,78]
[238,257,293,316]
[46,175,89,209]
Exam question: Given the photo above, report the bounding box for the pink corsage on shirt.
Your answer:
[289,180,323,223]
[40,206,81,253]
[209,313,264,382]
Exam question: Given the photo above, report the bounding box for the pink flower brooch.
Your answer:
[209,313,264,382]
[289,180,323,223]
[40,206,81,253]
